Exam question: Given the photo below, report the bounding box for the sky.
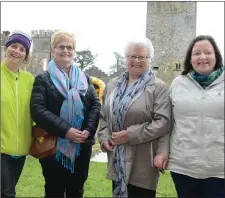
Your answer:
[1,2,224,74]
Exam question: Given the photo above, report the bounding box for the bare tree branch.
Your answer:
[110,51,126,73]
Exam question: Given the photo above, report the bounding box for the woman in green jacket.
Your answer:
[1,30,34,198]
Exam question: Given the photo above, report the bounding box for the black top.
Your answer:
[30,71,101,141]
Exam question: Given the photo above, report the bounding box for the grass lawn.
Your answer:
[16,156,177,197]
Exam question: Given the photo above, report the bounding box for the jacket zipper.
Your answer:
[188,76,205,178]
[16,74,19,153]
[199,91,204,179]
[188,74,224,178]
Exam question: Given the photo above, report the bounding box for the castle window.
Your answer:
[153,66,159,75]
[175,63,181,70]
[153,66,159,71]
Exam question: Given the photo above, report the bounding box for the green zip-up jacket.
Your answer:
[1,61,34,155]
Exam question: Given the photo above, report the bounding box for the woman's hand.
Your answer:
[81,130,90,140]
[101,140,114,152]
[65,128,85,143]
[111,130,128,145]
[154,152,168,171]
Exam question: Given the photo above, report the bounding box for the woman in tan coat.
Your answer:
[97,38,172,198]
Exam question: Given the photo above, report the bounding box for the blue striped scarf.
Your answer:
[48,59,88,173]
[112,69,154,197]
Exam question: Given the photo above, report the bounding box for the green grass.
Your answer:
[16,156,177,197]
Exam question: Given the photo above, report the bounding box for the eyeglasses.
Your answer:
[56,45,74,51]
[127,55,149,62]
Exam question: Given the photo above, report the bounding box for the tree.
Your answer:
[110,51,126,73]
[74,48,98,71]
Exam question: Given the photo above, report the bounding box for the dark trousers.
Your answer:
[112,181,156,198]
[39,144,92,198]
[1,153,26,198]
[171,171,225,198]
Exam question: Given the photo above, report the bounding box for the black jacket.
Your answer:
[30,71,101,141]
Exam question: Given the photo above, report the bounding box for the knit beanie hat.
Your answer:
[5,30,32,56]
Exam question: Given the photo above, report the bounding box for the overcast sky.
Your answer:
[1,2,224,73]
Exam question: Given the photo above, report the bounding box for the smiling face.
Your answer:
[5,43,26,66]
[126,45,150,78]
[51,35,75,69]
[191,40,216,75]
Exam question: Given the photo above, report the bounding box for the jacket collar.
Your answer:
[1,61,20,80]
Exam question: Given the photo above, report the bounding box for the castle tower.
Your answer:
[28,30,54,75]
[1,31,10,61]
[146,2,197,84]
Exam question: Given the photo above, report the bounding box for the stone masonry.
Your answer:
[146,2,197,84]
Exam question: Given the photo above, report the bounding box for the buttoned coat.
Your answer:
[98,75,172,190]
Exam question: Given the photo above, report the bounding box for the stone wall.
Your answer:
[28,30,54,75]
[1,31,10,61]
[146,2,196,84]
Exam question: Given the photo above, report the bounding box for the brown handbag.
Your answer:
[29,125,57,159]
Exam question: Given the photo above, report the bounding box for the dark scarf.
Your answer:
[191,66,224,87]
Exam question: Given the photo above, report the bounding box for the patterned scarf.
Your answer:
[48,59,88,173]
[112,69,154,197]
[191,66,224,87]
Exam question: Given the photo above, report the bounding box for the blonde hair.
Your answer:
[51,31,76,50]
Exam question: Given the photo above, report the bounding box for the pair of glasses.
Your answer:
[56,45,74,51]
[127,55,149,62]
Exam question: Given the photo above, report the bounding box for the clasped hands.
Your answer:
[65,128,90,143]
[101,130,168,173]
[101,130,128,152]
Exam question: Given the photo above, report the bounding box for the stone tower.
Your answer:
[1,31,10,61]
[146,2,197,84]
[29,30,54,75]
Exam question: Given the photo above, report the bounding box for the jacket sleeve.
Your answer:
[156,133,170,155]
[127,83,172,145]
[30,73,71,138]
[97,83,111,146]
[83,76,101,138]
[156,82,175,155]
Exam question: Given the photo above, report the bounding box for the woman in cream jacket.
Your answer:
[154,35,224,198]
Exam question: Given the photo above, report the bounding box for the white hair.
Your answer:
[124,38,154,62]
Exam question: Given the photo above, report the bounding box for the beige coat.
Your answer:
[97,74,172,190]
[167,72,224,179]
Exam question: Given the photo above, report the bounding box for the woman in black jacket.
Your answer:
[30,30,101,198]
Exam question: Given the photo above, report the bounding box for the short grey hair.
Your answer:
[124,38,154,62]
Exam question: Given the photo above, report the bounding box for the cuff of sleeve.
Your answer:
[156,146,169,155]
[61,125,71,138]
[127,125,140,145]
